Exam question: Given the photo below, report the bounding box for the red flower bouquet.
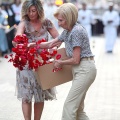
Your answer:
[5,34,61,71]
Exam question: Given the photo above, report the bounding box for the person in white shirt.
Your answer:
[78,2,94,40]
[0,4,8,25]
[102,2,120,53]
[11,0,22,25]
[0,7,9,56]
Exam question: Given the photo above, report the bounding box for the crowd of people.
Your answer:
[77,2,120,53]
[0,0,21,56]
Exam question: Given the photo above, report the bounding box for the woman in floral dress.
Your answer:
[12,0,59,119]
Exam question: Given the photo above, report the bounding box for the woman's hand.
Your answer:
[54,60,62,69]
[49,41,62,49]
[48,38,62,49]
[27,42,36,48]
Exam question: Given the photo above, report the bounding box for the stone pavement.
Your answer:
[0,37,120,120]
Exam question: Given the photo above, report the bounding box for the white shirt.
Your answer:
[78,9,94,25]
[102,10,119,27]
[11,3,22,22]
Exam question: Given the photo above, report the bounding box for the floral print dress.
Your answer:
[16,19,56,103]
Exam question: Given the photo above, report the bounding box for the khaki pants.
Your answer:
[62,59,97,120]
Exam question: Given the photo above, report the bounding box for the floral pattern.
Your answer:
[16,19,56,103]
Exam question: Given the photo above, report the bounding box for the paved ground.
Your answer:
[0,36,120,120]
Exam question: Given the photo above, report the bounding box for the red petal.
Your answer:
[56,54,61,60]
[4,55,8,59]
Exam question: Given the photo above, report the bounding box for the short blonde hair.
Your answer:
[54,3,78,28]
[21,0,44,21]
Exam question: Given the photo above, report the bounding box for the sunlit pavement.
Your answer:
[0,36,120,120]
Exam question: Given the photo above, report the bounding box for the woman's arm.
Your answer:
[28,37,62,49]
[39,37,62,49]
[54,46,81,68]
[47,24,62,48]
[48,25,59,39]
[12,21,25,47]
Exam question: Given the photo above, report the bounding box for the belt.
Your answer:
[81,56,94,61]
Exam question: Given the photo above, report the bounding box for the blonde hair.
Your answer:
[21,0,44,21]
[54,3,78,28]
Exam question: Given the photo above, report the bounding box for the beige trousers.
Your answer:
[62,59,97,120]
